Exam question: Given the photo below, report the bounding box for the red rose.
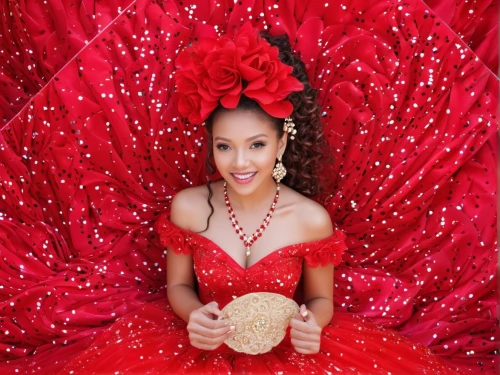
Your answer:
[175,70,218,123]
[174,21,304,122]
[156,215,192,255]
[311,249,335,267]
[243,45,303,118]
[236,27,304,118]
[176,38,216,76]
[202,40,243,109]
[235,22,269,81]
[177,92,202,124]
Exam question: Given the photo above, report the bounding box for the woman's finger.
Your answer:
[290,327,318,342]
[289,316,321,333]
[291,311,305,323]
[291,337,320,353]
[188,327,234,345]
[188,322,234,339]
[191,310,229,329]
[201,301,222,319]
[299,304,308,318]
[293,345,318,355]
[291,337,318,349]
[300,306,318,326]
[289,317,312,331]
[190,340,221,351]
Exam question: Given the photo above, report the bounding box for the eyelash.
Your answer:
[216,142,266,151]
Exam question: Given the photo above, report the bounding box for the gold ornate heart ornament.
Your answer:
[220,292,300,355]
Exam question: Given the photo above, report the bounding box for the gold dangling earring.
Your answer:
[283,117,297,140]
[272,155,287,182]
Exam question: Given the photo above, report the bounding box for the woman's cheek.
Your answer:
[214,152,234,173]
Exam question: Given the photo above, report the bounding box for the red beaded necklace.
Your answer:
[223,181,280,257]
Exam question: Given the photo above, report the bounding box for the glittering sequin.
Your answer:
[0,0,497,374]
[54,217,461,374]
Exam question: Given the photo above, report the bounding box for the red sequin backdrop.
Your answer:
[0,0,498,373]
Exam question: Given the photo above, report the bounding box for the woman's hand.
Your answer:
[289,304,322,354]
[187,301,235,350]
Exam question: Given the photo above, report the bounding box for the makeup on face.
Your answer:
[212,110,284,194]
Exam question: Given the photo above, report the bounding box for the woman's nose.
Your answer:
[232,149,250,169]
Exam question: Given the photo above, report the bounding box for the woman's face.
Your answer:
[212,110,286,195]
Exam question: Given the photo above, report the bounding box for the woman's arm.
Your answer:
[166,189,204,323]
[289,203,334,354]
[302,263,334,328]
[168,247,234,349]
[167,251,204,323]
[165,189,235,350]
[301,202,335,327]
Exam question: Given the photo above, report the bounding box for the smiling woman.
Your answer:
[0,0,497,373]
[51,21,464,375]
[213,111,280,189]
[212,108,286,200]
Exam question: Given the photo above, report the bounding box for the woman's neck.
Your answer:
[224,178,278,212]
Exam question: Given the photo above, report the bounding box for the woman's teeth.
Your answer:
[233,172,256,180]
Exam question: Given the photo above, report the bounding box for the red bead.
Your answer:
[223,181,280,255]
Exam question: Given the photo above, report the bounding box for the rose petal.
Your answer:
[257,100,294,118]
[220,93,242,108]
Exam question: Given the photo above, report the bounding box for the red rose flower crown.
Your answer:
[174,22,304,124]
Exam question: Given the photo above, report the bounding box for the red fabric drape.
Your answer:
[0,0,497,373]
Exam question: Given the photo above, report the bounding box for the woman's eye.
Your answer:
[251,142,266,149]
[216,144,230,151]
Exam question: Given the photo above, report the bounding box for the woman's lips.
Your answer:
[231,172,257,184]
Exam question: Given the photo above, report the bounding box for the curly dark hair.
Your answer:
[199,31,333,233]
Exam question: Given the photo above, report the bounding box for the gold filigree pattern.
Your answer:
[221,292,299,355]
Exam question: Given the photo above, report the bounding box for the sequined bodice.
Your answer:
[157,215,348,307]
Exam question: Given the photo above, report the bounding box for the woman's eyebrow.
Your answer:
[214,134,268,142]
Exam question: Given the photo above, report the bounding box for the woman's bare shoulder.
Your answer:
[170,183,217,230]
[173,184,211,203]
[282,187,333,241]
